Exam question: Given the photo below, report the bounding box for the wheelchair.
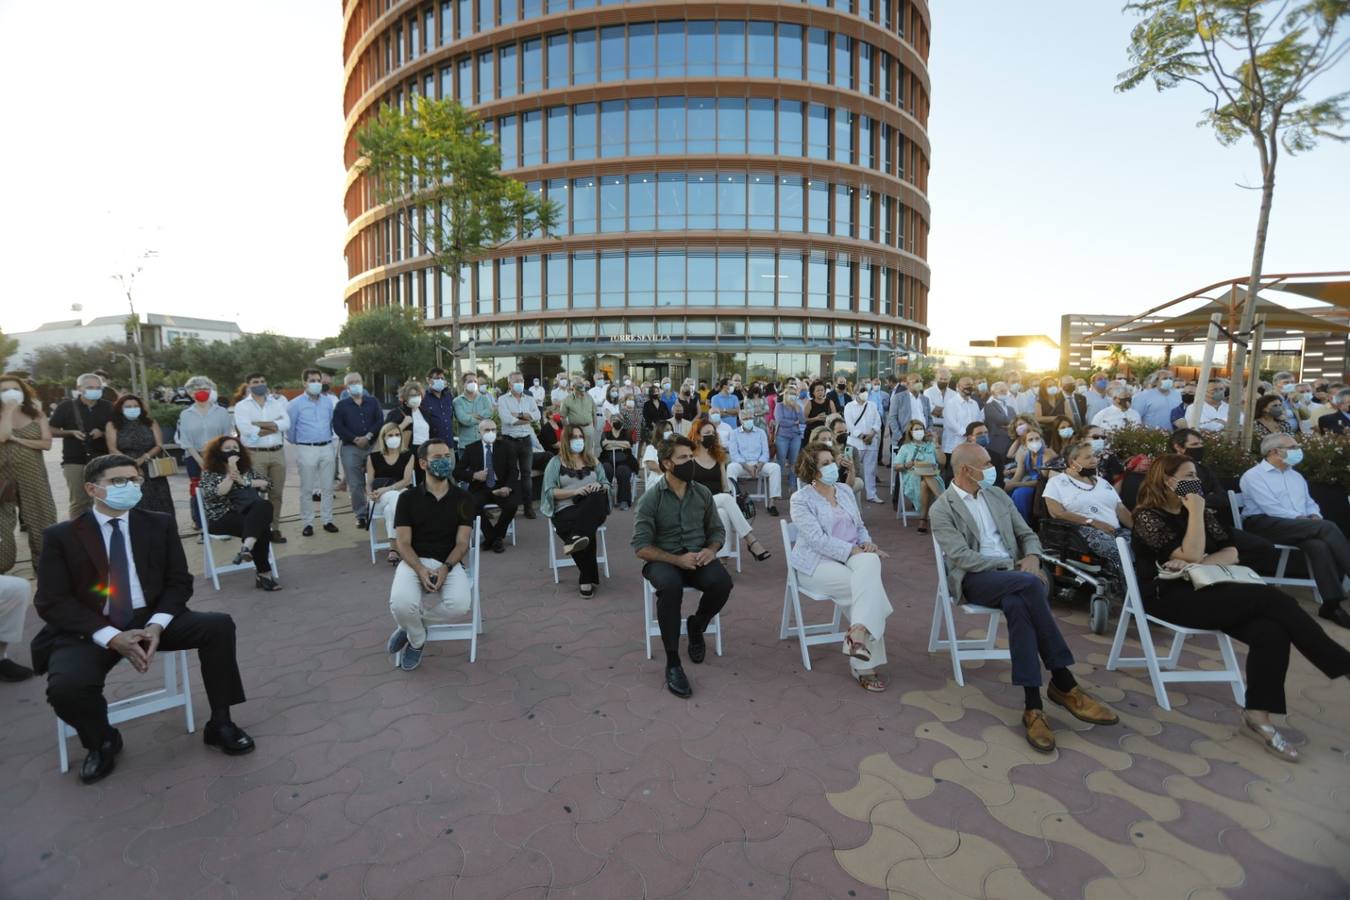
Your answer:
[1028,462,1115,636]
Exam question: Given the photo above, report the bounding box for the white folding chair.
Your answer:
[926,536,1010,686]
[57,650,195,773]
[197,490,279,590]
[1228,491,1323,602]
[1106,536,1245,711]
[778,520,846,670]
[422,516,485,662]
[642,579,723,660]
[546,519,610,583]
[716,509,743,573]
[368,498,391,565]
[890,462,917,525]
[479,503,517,546]
[734,470,771,507]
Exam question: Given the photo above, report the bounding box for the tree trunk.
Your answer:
[1225,145,1277,440]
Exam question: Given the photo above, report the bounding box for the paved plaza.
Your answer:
[1,457,1348,898]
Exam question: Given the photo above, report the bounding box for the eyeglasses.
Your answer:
[103,476,145,487]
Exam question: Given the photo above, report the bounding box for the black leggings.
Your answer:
[208,499,274,574]
[1147,582,1350,713]
[553,491,608,584]
[601,459,634,504]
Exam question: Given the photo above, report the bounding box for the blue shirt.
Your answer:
[420,388,458,446]
[710,392,740,412]
[287,393,336,444]
[333,395,384,445]
[660,390,679,411]
[1133,388,1178,430]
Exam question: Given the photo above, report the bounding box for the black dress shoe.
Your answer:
[204,721,256,756]
[302,525,314,537]
[767,504,780,516]
[686,616,707,664]
[357,517,369,530]
[0,658,34,681]
[492,538,505,553]
[80,728,123,784]
[523,506,537,519]
[665,665,692,698]
[323,522,340,534]
[1319,604,1350,629]
[255,574,281,592]
[270,530,287,544]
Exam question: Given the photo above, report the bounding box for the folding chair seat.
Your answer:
[926,536,1010,686]
[778,520,846,670]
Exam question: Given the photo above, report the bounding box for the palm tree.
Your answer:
[1105,344,1131,377]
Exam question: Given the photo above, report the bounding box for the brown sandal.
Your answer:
[857,673,887,692]
[843,626,872,662]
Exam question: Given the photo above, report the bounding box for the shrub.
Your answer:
[1198,431,1257,480]
[1295,432,1350,491]
[1101,425,1170,461]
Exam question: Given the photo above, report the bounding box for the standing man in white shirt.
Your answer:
[923,368,953,437]
[843,386,885,503]
[528,377,546,406]
[286,368,338,536]
[940,377,984,456]
[1238,434,1350,628]
[497,371,541,518]
[233,372,290,543]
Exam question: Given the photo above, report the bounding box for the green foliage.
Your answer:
[26,340,138,386]
[159,333,320,393]
[1103,424,1257,479]
[1296,432,1350,490]
[1197,429,1259,479]
[0,329,18,368]
[1118,1,1350,154]
[1102,424,1173,461]
[337,306,436,387]
[148,401,184,431]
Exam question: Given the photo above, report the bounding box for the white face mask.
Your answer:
[1058,427,1074,438]
[511,381,524,393]
[407,396,422,408]
[482,430,496,443]
[911,429,925,440]
[1026,439,1044,451]
[384,436,403,449]
[0,389,23,405]
[709,413,722,425]
[465,382,478,394]
[741,419,754,431]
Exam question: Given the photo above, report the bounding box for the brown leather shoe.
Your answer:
[1047,684,1120,725]
[1023,710,1056,753]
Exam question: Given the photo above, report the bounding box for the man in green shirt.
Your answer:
[452,375,494,450]
[632,435,732,699]
[559,380,598,455]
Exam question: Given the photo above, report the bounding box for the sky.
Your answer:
[0,1,1345,349]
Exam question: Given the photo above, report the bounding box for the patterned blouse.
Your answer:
[198,468,265,522]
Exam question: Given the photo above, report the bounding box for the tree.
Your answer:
[355,96,560,378]
[26,340,139,388]
[159,332,321,395]
[1117,0,1349,441]
[337,305,436,392]
[1105,343,1132,376]
[0,329,18,370]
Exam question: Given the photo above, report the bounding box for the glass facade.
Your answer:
[345,0,932,377]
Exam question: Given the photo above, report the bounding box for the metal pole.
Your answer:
[1188,314,1222,429]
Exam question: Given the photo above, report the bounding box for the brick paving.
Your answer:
[1,456,1348,898]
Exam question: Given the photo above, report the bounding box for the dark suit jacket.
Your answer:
[31,510,193,673]
[1318,411,1350,435]
[453,440,521,500]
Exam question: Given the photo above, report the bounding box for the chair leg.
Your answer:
[1106,607,1132,670]
[643,583,654,660]
[779,585,793,641]
[181,652,195,734]
[713,613,723,657]
[57,719,69,774]
[599,529,611,578]
[1163,632,1187,669]
[791,591,812,671]
[927,592,945,653]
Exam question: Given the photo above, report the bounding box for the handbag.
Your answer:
[229,485,265,515]
[735,488,757,522]
[1156,562,1265,589]
[146,454,179,479]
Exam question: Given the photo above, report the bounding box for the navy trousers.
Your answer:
[961,568,1074,687]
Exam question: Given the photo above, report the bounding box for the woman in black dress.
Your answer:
[690,417,770,561]
[105,393,174,517]
[1131,454,1350,762]
[804,380,841,434]
[367,423,416,563]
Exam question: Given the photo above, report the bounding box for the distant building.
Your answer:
[6,313,244,370]
[1059,313,1169,372]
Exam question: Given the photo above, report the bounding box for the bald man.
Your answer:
[929,443,1118,754]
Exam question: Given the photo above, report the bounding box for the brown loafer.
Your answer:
[1047,684,1120,726]
[1023,710,1056,753]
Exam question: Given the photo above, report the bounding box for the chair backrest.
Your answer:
[1113,535,1145,618]
[1227,490,1245,528]
[466,516,481,582]
[780,520,800,589]
[931,536,953,604]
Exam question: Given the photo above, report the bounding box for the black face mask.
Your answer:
[671,459,695,483]
[1078,466,1098,479]
[1184,446,1206,464]
[223,450,240,459]
[1181,394,1195,406]
[701,435,717,450]
[937,381,948,391]
[1174,478,1205,498]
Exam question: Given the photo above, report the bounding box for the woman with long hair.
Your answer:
[198,435,279,591]
[1132,454,1350,761]
[539,423,611,597]
[773,382,806,490]
[805,380,841,433]
[1034,376,1066,423]
[691,418,771,561]
[385,380,431,483]
[1046,415,1077,457]
[367,422,416,564]
[0,374,56,572]
[1007,426,1057,523]
[105,393,174,516]
[893,418,946,533]
[1252,393,1296,441]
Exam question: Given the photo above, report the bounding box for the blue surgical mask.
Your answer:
[1010,382,1022,393]
[348,383,364,396]
[976,382,988,392]
[511,381,524,393]
[569,438,586,453]
[741,419,754,431]
[819,463,840,486]
[1279,382,1296,394]
[122,407,142,420]
[1046,386,1060,396]
[250,384,268,397]
[102,482,142,511]
[427,457,453,479]
[1283,448,1304,467]
[978,466,998,489]
[1160,379,1174,391]
[431,379,447,392]
[83,388,104,402]
[974,434,990,448]
[306,381,323,395]
[798,390,808,400]
[1094,378,1108,390]
[1090,438,1105,453]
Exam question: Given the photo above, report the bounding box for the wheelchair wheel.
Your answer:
[1089,595,1110,635]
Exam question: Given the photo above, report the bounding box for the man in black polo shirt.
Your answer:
[386,439,477,671]
[48,373,114,519]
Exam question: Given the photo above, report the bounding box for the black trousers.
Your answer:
[553,491,608,584]
[601,459,634,504]
[1147,582,1350,714]
[46,609,246,750]
[208,499,274,574]
[1242,515,1350,604]
[501,436,535,504]
[472,488,518,544]
[643,558,733,661]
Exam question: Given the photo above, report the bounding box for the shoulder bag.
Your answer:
[146,452,179,479]
[1156,562,1265,589]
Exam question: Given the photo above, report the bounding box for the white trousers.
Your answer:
[850,441,880,500]
[295,443,336,525]
[0,574,29,647]
[713,493,752,541]
[371,488,405,540]
[795,553,892,674]
[727,461,782,500]
[389,558,472,648]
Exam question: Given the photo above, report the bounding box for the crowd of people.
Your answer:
[0,361,1347,783]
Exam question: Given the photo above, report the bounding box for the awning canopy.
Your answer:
[1103,296,1348,343]
[1268,279,1350,309]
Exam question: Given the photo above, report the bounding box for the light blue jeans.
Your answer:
[775,431,802,488]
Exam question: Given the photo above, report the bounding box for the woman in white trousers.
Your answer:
[788,443,893,691]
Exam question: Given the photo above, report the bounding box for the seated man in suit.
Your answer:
[453,418,520,554]
[632,435,732,700]
[32,454,253,784]
[929,443,1119,754]
[1318,387,1350,435]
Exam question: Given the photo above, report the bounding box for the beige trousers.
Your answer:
[64,464,93,520]
[249,447,286,528]
[796,553,892,674]
[389,558,472,648]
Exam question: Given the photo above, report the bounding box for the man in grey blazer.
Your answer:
[929,444,1119,753]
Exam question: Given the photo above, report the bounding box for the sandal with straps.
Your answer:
[1242,714,1299,762]
[745,537,772,561]
[843,625,872,662]
[856,672,887,692]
